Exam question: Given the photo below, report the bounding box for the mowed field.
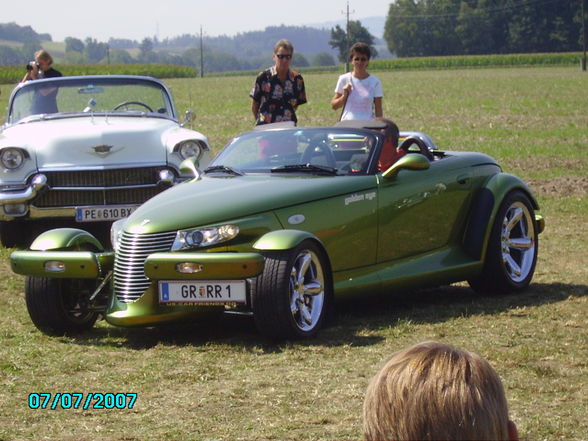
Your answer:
[0,67,586,440]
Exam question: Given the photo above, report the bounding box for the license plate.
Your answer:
[75,205,138,222]
[159,280,247,304]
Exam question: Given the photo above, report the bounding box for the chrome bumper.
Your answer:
[0,174,47,204]
[0,174,47,219]
[0,169,176,221]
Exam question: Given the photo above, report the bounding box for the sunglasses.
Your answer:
[276,54,292,60]
[353,57,368,62]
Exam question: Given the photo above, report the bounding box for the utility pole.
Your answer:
[344,1,354,72]
[582,0,586,71]
[200,26,204,78]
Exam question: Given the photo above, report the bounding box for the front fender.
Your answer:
[29,228,105,251]
[463,173,540,260]
[253,229,321,251]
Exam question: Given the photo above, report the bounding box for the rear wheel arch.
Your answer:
[468,189,539,294]
[464,174,539,260]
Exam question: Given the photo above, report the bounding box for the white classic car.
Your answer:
[0,75,211,247]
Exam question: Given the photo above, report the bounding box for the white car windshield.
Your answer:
[8,76,175,124]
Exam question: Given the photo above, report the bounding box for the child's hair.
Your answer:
[363,341,511,441]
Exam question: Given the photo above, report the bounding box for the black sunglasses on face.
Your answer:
[276,54,292,59]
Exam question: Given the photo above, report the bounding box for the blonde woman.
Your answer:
[21,50,62,115]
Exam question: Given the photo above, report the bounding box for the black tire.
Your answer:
[252,240,331,340]
[469,191,539,294]
[25,276,99,336]
[0,221,27,248]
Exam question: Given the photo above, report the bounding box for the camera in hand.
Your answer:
[26,62,39,71]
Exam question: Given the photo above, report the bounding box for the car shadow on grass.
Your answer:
[67,281,586,351]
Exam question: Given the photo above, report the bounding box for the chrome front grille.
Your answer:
[45,167,163,187]
[34,187,162,207]
[113,230,177,303]
[31,167,174,208]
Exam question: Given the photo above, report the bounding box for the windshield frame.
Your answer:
[6,75,177,125]
[211,127,385,176]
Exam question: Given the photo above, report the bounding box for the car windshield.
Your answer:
[8,76,175,124]
[210,128,380,175]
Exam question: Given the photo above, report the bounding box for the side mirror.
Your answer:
[180,109,195,127]
[381,153,430,179]
[179,156,201,179]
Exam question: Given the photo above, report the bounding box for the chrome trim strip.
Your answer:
[48,184,164,191]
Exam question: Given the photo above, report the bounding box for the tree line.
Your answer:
[2,2,585,74]
[384,0,585,57]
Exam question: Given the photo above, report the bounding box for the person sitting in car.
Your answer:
[374,117,406,172]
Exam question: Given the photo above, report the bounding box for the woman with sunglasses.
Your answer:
[250,39,307,125]
[331,42,383,121]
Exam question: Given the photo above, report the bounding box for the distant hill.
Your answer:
[0,20,392,71]
[0,22,51,43]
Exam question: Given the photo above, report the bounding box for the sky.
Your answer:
[3,0,389,42]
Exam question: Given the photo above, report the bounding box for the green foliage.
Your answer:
[329,20,378,62]
[0,64,197,84]
[84,38,109,64]
[367,52,584,71]
[385,0,584,57]
[293,53,309,67]
[312,52,336,67]
[64,37,84,53]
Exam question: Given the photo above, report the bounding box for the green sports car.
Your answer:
[10,121,544,340]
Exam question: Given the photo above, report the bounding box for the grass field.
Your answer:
[0,67,586,441]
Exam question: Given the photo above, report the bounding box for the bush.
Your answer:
[0,64,198,83]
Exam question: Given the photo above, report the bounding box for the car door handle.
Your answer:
[457,174,471,186]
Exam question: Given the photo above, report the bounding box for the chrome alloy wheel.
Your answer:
[289,249,325,332]
[500,201,536,283]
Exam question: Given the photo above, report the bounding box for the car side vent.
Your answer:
[114,230,177,303]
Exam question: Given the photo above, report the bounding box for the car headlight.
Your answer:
[0,148,26,170]
[172,224,239,251]
[177,141,202,160]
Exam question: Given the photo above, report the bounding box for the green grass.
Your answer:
[0,66,587,441]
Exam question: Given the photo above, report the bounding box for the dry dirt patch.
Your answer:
[526,176,588,199]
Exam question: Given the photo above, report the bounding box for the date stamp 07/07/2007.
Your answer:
[28,393,137,410]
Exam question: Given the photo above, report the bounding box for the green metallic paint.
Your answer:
[332,246,483,298]
[29,228,105,251]
[124,174,378,234]
[145,252,264,280]
[477,173,541,258]
[179,156,200,177]
[105,283,221,327]
[382,153,430,179]
[253,230,320,251]
[273,189,378,271]
[535,214,545,234]
[10,250,114,278]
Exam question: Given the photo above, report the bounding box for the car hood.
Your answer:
[2,116,175,169]
[125,174,377,234]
